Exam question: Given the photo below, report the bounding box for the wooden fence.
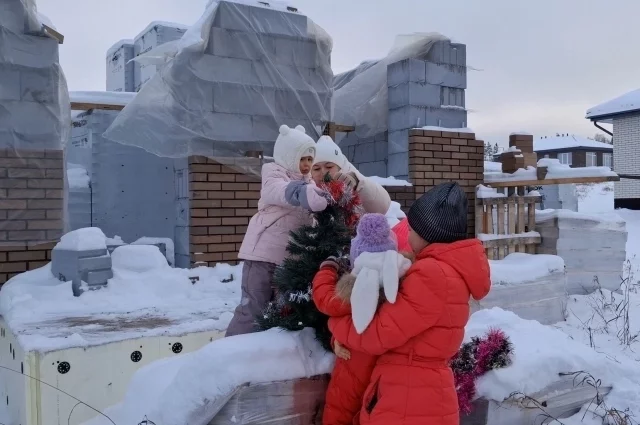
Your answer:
[475,191,541,260]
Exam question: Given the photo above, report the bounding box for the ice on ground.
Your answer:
[369,176,412,186]
[54,227,107,251]
[66,164,90,189]
[489,253,565,285]
[84,327,334,425]
[0,255,242,352]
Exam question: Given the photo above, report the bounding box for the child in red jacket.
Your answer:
[312,214,411,425]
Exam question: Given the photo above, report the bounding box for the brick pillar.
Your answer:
[188,156,261,267]
[406,128,484,236]
[0,149,64,284]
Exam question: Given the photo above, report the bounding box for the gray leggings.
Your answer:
[225,260,276,337]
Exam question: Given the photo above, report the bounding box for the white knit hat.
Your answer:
[314,136,347,170]
[273,125,316,173]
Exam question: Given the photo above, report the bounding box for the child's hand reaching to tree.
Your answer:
[333,340,351,360]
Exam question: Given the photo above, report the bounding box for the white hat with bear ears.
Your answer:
[273,124,316,173]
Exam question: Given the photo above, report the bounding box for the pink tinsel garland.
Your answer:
[454,328,512,415]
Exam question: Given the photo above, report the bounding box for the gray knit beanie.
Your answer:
[407,182,468,244]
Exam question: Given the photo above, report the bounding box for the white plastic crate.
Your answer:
[0,317,223,425]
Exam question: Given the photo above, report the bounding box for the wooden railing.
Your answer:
[475,190,542,260]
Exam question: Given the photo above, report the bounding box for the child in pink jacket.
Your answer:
[225,124,329,337]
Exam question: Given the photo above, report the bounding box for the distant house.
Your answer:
[533,134,613,168]
[586,88,640,208]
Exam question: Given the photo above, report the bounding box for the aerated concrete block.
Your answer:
[213,83,276,116]
[358,161,387,177]
[389,105,428,132]
[20,66,59,104]
[207,27,277,60]
[388,130,409,154]
[388,152,409,177]
[0,30,59,68]
[106,41,135,92]
[388,82,441,109]
[387,58,427,87]
[426,41,467,67]
[425,62,467,89]
[190,55,258,85]
[0,65,20,101]
[51,247,113,286]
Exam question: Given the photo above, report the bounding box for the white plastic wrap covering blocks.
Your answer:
[0,0,41,34]
[212,1,308,38]
[461,374,611,425]
[536,213,627,295]
[472,272,568,325]
[0,29,59,68]
[106,41,135,92]
[133,23,186,91]
[208,375,329,425]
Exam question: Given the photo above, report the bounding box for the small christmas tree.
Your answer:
[257,177,363,350]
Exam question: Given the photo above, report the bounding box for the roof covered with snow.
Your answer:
[533,134,612,152]
[69,91,137,107]
[586,88,640,120]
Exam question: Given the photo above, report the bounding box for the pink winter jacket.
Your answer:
[239,162,328,265]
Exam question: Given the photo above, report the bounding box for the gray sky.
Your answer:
[39,0,639,145]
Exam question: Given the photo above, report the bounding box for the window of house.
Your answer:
[558,152,572,165]
[586,152,597,167]
[603,153,612,168]
[544,154,550,158]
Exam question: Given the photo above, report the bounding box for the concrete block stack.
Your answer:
[163,1,332,147]
[536,211,627,294]
[500,134,537,173]
[385,41,467,179]
[0,0,67,285]
[133,22,187,92]
[106,39,135,92]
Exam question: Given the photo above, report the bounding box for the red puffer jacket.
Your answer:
[329,239,491,425]
[312,267,378,425]
[391,218,411,253]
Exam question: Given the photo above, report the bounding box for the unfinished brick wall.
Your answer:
[386,128,484,236]
[0,149,64,284]
[188,156,261,267]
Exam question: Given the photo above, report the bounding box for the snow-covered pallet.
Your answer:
[462,374,612,425]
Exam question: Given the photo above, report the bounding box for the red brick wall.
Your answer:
[0,149,64,284]
[189,156,261,267]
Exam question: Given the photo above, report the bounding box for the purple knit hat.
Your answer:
[350,213,398,262]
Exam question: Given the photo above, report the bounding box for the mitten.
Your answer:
[284,181,328,212]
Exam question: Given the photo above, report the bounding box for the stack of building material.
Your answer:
[102,0,333,161]
[500,133,537,173]
[133,22,187,92]
[51,245,113,293]
[106,39,135,92]
[536,210,627,294]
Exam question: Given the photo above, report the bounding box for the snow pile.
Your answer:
[586,88,640,119]
[385,201,406,227]
[111,245,169,273]
[0,258,242,352]
[489,253,565,285]
[132,237,175,266]
[419,126,475,133]
[573,182,614,214]
[55,227,107,251]
[370,176,412,186]
[66,164,90,189]
[476,184,505,199]
[484,161,502,173]
[469,308,640,422]
[535,208,626,232]
[84,327,334,425]
[69,91,137,107]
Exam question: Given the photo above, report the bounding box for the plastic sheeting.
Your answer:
[0,0,71,250]
[208,375,329,425]
[332,33,449,141]
[103,0,333,175]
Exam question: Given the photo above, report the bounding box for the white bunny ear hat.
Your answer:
[350,251,412,334]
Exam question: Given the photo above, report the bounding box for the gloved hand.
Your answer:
[320,255,351,274]
[334,172,359,191]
